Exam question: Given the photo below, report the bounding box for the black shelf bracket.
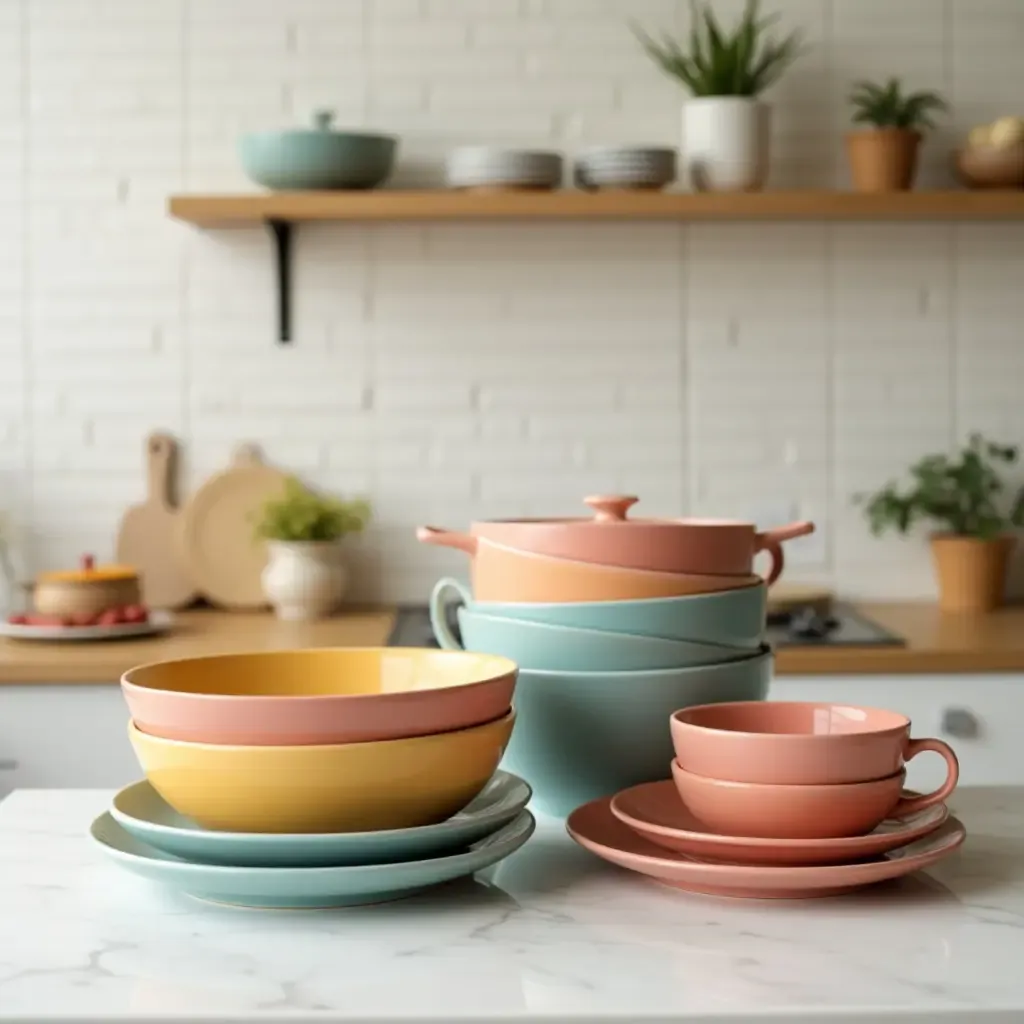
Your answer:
[267,218,293,344]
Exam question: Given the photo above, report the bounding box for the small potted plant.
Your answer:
[254,477,371,621]
[634,0,804,192]
[858,435,1024,613]
[846,77,947,192]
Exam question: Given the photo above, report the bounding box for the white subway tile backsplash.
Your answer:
[0,0,1020,600]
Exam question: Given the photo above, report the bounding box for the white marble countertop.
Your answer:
[0,789,1022,1023]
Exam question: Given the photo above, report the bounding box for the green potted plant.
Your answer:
[254,477,371,621]
[633,0,804,192]
[858,435,1024,613]
[846,77,947,192]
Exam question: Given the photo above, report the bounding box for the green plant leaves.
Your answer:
[253,477,371,543]
[633,0,804,97]
[856,434,1023,540]
[847,76,947,130]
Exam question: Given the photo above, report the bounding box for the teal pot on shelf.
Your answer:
[431,577,766,651]
[499,648,773,818]
[239,110,398,191]
[433,605,745,672]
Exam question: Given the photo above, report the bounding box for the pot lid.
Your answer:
[38,554,138,584]
[479,496,676,528]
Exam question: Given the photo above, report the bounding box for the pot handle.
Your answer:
[760,542,785,587]
[429,577,471,651]
[756,521,815,548]
[583,495,639,523]
[416,526,478,556]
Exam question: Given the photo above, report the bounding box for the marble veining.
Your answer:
[0,788,1023,1022]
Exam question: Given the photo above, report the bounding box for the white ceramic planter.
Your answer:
[261,541,348,621]
[681,97,770,193]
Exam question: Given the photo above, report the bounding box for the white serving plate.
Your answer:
[0,610,173,642]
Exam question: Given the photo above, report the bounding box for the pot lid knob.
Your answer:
[584,495,639,523]
[312,109,335,130]
[80,554,95,572]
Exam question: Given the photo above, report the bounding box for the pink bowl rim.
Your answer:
[670,701,911,740]
[670,760,907,794]
[121,646,518,703]
[127,707,517,753]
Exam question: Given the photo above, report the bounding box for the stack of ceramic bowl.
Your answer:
[91,649,534,910]
[567,701,966,900]
[446,147,564,191]
[418,494,815,817]
[574,146,677,191]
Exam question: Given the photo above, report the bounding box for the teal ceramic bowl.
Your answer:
[431,578,766,651]
[91,810,535,910]
[499,647,772,818]
[111,772,532,868]
[433,605,742,672]
[239,110,397,191]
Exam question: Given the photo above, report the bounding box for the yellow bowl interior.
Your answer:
[123,647,516,697]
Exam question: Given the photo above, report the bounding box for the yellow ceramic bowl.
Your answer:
[127,711,516,834]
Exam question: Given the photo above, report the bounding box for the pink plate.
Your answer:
[610,780,950,866]
[566,797,965,899]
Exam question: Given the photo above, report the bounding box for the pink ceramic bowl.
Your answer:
[416,529,762,603]
[670,761,954,840]
[671,701,960,786]
[122,647,517,746]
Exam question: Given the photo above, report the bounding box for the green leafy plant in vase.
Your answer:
[254,478,371,621]
[858,435,1024,612]
[633,0,805,192]
[846,77,947,192]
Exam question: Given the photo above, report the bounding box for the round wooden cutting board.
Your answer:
[767,584,835,618]
[115,432,198,610]
[178,443,289,610]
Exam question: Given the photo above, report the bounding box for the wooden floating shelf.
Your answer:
[168,189,1024,343]
[169,189,1024,227]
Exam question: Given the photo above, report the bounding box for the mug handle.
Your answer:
[761,541,784,586]
[891,738,960,817]
[429,577,472,650]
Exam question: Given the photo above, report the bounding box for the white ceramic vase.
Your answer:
[261,541,348,621]
[681,97,770,193]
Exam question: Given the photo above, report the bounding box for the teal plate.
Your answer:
[110,771,532,868]
[91,810,535,909]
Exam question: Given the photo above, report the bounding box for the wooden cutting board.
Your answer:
[767,584,835,618]
[115,431,197,610]
[178,443,289,610]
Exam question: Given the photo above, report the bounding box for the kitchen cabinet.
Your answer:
[771,673,1024,791]
[0,685,137,799]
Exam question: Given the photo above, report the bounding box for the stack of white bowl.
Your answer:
[574,146,677,190]
[446,147,563,190]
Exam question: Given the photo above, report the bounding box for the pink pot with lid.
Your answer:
[419,495,814,585]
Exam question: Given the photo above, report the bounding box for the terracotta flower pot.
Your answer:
[929,534,1016,613]
[846,128,922,192]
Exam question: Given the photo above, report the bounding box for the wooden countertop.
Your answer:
[775,602,1024,675]
[1,603,1023,683]
[0,608,398,684]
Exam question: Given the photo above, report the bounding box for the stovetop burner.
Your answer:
[387,602,905,649]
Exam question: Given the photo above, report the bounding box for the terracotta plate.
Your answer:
[567,797,965,900]
[610,780,949,866]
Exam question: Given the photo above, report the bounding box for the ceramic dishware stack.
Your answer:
[91,648,535,909]
[567,700,966,899]
[418,494,815,817]
[575,146,677,191]
[446,147,564,191]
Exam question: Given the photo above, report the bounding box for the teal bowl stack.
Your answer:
[420,496,814,818]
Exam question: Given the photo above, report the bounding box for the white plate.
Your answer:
[0,609,173,642]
